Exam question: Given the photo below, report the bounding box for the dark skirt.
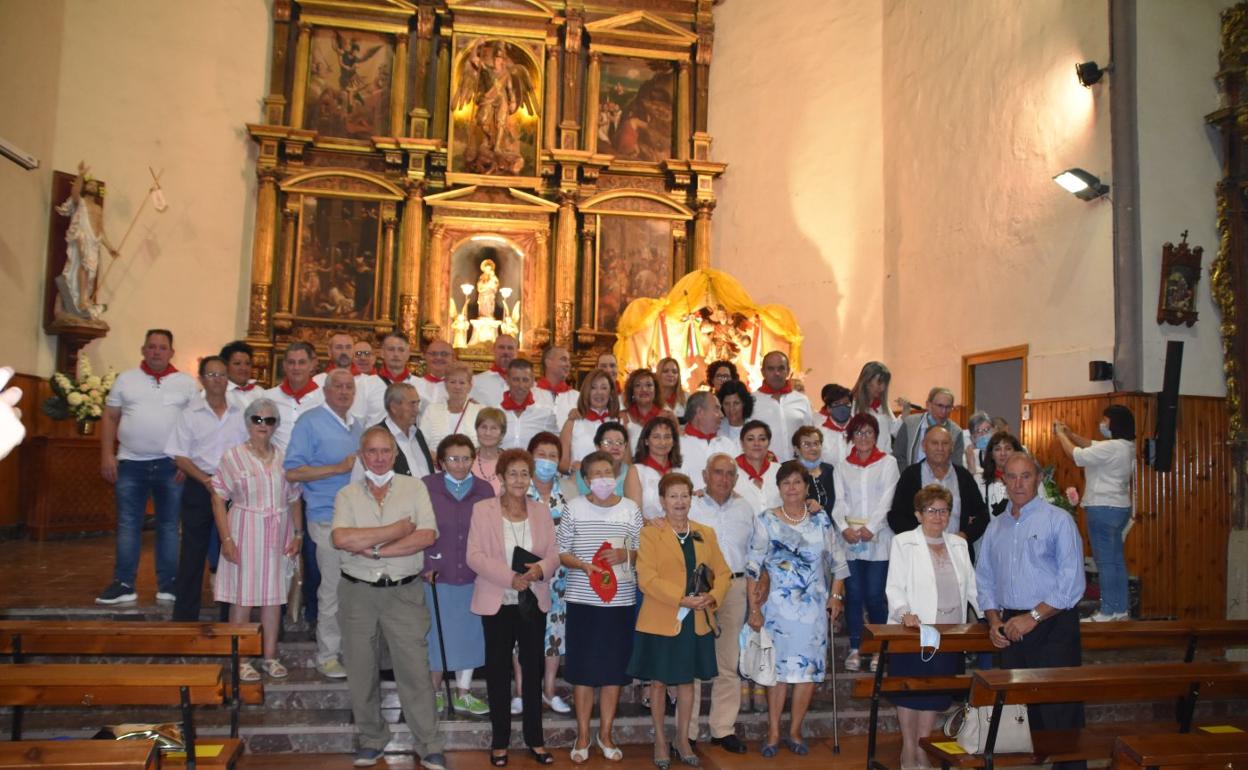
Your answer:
[626,611,717,685]
[885,651,960,711]
[564,602,635,687]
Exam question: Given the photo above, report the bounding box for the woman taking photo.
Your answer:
[630,472,731,769]
[526,432,576,714]
[624,415,683,522]
[1055,405,1136,622]
[656,357,687,420]
[716,379,753,444]
[558,451,644,762]
[734,420,780,514]
[885,484,979,770]
[850,361,897,453]
[211,398,303,681]
[422,362,483,458]
[473,407,508,494]
[745,461,848,757]
[830,413,899,672]
[466,449,560,766]
[560,368,621,472]
[422,434,494,717]
[623,369,666,451]
[792,426,836,513]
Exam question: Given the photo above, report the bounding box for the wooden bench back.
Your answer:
[861,619,1248,655]
[0,622,262,657]
[0,664,225,707]
[1111,731,1248,768]
[0,740,158,769]
[968,661,1248,707]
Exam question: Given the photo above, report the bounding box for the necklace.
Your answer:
[674,521,692,544]
[246,440,274,464]
[777,506,808,526]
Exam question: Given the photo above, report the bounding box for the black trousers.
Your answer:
[1001,608,1085,770]
[172,480,215,621]
[483,602,546,750]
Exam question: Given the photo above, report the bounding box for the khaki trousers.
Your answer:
[308,521,342,665]
[691,577,747,740]
[338,577,445,756]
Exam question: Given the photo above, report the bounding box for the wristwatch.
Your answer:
[371,544,381,560]
[1029,608,1043,623]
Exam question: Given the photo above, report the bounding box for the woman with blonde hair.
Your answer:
[559,368,621,473]
[656,357,687,421]
[851,361,897,453]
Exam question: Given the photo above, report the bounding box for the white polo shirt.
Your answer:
[501,400,557,450]
[105,367,199,461]
[262,381,325,451]
[226,380,263,412]
[752,387,815,461]
[164,395,247,474]
[534,383,579,428]
[689,491,756,575]
[470,368,508,407]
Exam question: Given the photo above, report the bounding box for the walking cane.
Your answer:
[427,570,455,719]
[828,607,841,754]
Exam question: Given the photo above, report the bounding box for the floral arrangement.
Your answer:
[41,357,116,424]
[1041,465,1080,514]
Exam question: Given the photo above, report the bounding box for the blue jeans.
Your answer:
[1085,505,1131,615]
[114,458,182,588]
[845,558,889,648]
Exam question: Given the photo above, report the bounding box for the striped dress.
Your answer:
[212,443,302,606]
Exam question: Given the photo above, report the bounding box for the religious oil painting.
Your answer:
[294,196,382,321]
[449,36,542,179]
[304,28,394,140]
[597,56,675,161]
[596,216,673,330]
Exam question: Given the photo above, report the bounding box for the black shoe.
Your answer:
[528,748,555,765]
[489,751,508,767]
[711,735,747,754]
[95,581,137,605]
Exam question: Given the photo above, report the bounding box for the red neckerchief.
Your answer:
[583,409,610,422]
[279,378,319,404]
[846,447,886,467]
[823,416,847,432]
[141,361,178,384]
[489,364,507,376]
[641,456,671,474]
[664,392,678,407]
[326,362,363,377]
[758,380,792,396]
[684,423,718,441]
[423,373,444,384]
[501,390,534,413]
[536,378,571,394]
[994,469,1004,480]
[235,381,257,392]
[629,404,663,424]
[379,368,411,385]
[736,454,771,483]
[870,398,882,410]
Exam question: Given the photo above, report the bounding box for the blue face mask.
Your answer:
[799,457,821,470]
[829,404,852,424]
[1099,423,1112,439]
[533,458,558,483]
[919,624,941,662]
[975,434,990,451]
[444,473,474,501]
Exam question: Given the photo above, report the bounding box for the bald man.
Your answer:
[416,339,454,409]
[887,425,988,545]
[469,334,517,407]
[750,351,814,461]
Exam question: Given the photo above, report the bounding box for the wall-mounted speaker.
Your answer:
[1089,361,1114,381]
[1145,341,1182,472]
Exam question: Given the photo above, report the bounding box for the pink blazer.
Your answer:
[466,496,561,616]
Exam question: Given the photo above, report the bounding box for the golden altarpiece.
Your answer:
[242,0,724,378]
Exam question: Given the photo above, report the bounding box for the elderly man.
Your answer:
[98,329,199,605]
[166,356,247,621]
[679,391,738,489]
[893,386,966,468]
[332,427,445,770]
[361,332,415,425]
[220,340,262,411]
[976,452,1087,770]
[751,351,814,461]
[887,424,988,546]
[534,345,578,426]
[263,342,324,451]
[470,334,518,407]
[354,382,433,480]
[416,339,454,409]
[498,358,556,449]
[285,369,364,679]
[688,453,756,754]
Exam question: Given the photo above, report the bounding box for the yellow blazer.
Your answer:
[635,521,731,637]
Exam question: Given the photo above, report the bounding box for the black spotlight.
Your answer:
[1075,60,1108,87]
[1053,168,1110,201]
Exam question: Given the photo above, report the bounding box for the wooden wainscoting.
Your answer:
[1021,393,1231,620]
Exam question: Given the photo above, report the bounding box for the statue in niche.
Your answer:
[55,161,118,322]
[452,39,538,176]
[475,258,500,319]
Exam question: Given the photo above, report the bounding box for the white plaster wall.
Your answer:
[1136,0,1229,397]
[709,0,885,391]
[0,0,269,375]
[881,0,1115,403]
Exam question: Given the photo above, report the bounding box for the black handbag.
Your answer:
[511,546,543,619]
[687,562,720,637]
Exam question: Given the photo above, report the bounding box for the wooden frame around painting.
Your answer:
[303,26,395,141]
[292,194,384,322]
[594,214,674,330]
[596,55,675,162]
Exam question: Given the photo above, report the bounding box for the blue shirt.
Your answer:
[975,494,1086,612]
[283,404,364,523]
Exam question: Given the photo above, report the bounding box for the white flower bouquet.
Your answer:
[41,357,117,424]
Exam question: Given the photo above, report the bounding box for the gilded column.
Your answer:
[391,33,409,138]
[410,7,435,137]
[289,22,312,129]
[380,204,397,322]
[676,60,691,161]
[432,31,451,140]
[560,10,583,149]
[248,170,280,336]
[544,44,560,151]
[692,201,714,272]
[532,231,553,347]
[579,221,595,323]
[277,201,299,314]
[554,196,578,346]
[584,52,601,154]
[422,222,449,341]
[672,224,687,281]
[398,185,425,342]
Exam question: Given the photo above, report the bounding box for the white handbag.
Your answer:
[947,702,1034,754]
[738,625,776,687]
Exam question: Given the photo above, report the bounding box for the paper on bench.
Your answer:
[929,741,966,754]
[1199,725,1245,734]
[166,744,225,759]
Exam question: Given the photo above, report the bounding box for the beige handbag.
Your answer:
[946,702,1034,754]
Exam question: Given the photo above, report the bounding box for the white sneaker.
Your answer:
[318,659,348,679]
[510,696,523,715]
[155,590,175,603]
[544,694,572,713]
[868,654,879,672]
[1082,610,1129,623]
[844,649,861,672]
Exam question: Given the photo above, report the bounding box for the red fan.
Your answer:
[590,541,617,603]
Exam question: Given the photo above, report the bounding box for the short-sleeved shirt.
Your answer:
[689,492,756,574]
[164,395,247,475]
[283,404,363,523]
[333,475,439,582]
[262,383,325,451]
[106,367,199,461]
[1073,439,1134,508]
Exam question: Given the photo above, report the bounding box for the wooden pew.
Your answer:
[0,740,158,769]
[0,664,242,770]
[0,621,262,738]
[1110,731,1248,769]
[919,661,1248,770]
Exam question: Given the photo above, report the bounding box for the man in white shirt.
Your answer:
[499,358,556,449]
[353,339,378,375]
[534,345,578,427]
[353,382,434,481]
[313,331,370,421]
[679,391,738,488]
[688,452,755,754]
[362,332,417,426]
[165,356,247,621]
[263,341,324,451]
[220,340,262,411]
[751,350,814,461]
[97,329,199,605]
[469,334,517,407]
[416,339,454,409]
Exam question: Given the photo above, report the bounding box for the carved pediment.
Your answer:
[445,0,556,22]
[425,185,559,214]
[580,188,692,220]
[296,0,416,29]
[279,168,405,200]
[586,11,698,52]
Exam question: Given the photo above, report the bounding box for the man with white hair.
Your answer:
[893,386,966,468]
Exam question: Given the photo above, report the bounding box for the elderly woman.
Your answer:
[212,397,303,681]
[624,414,683,522]
[717,379,753,444]
[978,432,1023,517]
[575,421,632,498]
[656,357,687,420]
[473,407,507,494]
[850,361,898,453]
[746,461,848,757]
[629,472,731,769]
[467,449,560,766]
[964,411,994,476]
[885,484,980,769]
[623,369,665,451]
[831,413,900,673]
[560,368,621,472]
[422,434,494,716]
[735,419,780,515]
[818,384,853,467]
[1055,405,1137,622]
[793,426,836,513]
[422,362,483,458]
[558,451,644,763]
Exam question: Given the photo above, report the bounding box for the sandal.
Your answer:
[529,748,555,765]
[760,743,779,758]
[570,740,590,764]
[489,751,508,767]
[782,737,809,756]
[238,661,261,682]
[261,658,288,679]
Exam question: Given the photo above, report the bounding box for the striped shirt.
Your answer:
[556,496,643,607]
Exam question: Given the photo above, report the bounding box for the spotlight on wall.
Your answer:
[1053,168,1109,201]
[1075,60,1110,87]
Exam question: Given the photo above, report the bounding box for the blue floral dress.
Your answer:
[529,478,572,656]
[746,509,850,683]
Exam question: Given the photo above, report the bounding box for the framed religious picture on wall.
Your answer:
[597,56,675,162]
[595,215,674,330]
[304,28,394,141]
[1156,231,1203,327]
[293,195,383,321]
[447,35,543,183]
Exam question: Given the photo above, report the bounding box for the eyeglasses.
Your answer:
[443,455,473,464]
[249,415,278,426]
[921,507,951,516]
[798,440,822,449]
[353,351,373,358]
[202,372,227,379]
[852,430,876,438]
[599,439,627,448]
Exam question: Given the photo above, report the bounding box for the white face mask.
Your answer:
[919,624,941,662]
[364,469,395,487]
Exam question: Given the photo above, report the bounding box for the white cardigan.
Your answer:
[885,528,981,624]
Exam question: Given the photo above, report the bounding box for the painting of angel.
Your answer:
[304,28,393,140]
[598,57,675,161]
[450,37,541,178]
[596,216,673,330]
[294,196,382,321]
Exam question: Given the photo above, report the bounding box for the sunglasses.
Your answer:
[249,415,278,426]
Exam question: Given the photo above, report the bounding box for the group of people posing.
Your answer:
[98,329,1138,770]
